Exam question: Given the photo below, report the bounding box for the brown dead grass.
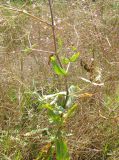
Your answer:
[0,0,119,159]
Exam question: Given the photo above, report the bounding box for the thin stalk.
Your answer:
[48,0,69,108]
[48,0,62,68]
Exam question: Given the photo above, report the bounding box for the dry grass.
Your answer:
[0,0,119,159]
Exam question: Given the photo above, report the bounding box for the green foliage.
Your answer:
[62,57,70,64]
[64,104,78,120]
[13,151,23,160]
[55,137,70,160]
[36,84,78,159]
[69,52,80,62]
[42,103,63,125]
[1,0,119,160]
[50,56,67,76]
[103,139,119,160]
[62,52,80,65]
[103,143,111,159]
[71,46,77,51]
[8,88,17,102]
[23,47,32,55]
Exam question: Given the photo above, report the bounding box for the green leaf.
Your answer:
[14,151,22,160]
[48,110,63,125]
[55,138,70,160]
[42,104,53,111]
[51,56,67,76]
[62,57,70,64]
[24,47,32,55]
[64,104,78,120]
[47,157,53,160]
[69,52,80,62]
[71,46,77,51]
[47,145,54,160]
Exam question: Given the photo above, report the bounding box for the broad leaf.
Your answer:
[69,52,80,62]
[51,56,67,76]
[55,138,70,160]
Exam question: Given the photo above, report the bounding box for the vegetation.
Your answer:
[0,0,119,159]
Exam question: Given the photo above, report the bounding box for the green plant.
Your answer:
[1,0,119,160]
[32,0,80,159]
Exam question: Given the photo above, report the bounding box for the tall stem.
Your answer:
[48,0,62,68]
[48,0,69,108]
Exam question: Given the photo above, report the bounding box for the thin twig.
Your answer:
[48,0,62,67]
[74,25,79,47]
[48,0,57,54]
[0,5,52,27]
[31,48,55,54]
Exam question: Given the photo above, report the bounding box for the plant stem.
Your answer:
[48,0,62,68]
[48,0,69,108]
